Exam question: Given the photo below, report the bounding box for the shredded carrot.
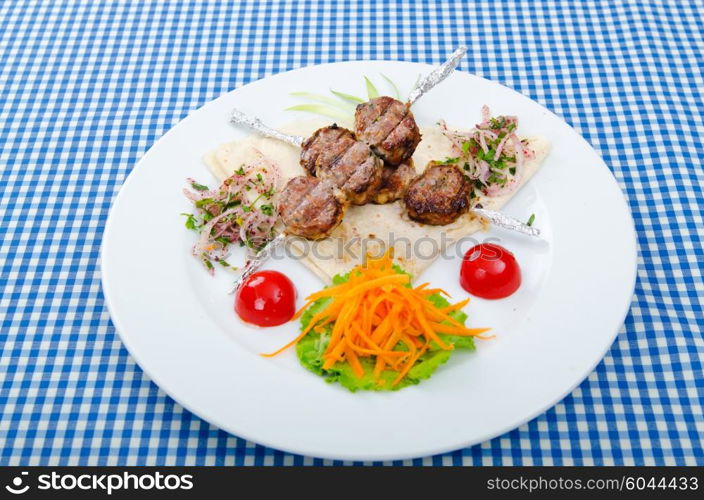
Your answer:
[431,324,491,336]
[438,298,470,313]
[344,343,365,378]
[262,251,490,385]
[392,344,429,386]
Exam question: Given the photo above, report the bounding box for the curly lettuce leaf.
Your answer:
[295,269,476,392]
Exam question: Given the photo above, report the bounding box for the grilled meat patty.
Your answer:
[299,125,357,175]
[299,125,383,205]
[373,160,416,204]
[278,176,345,239]
[354,96,422,166]
[403,162,471,225]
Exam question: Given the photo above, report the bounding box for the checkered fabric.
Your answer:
[1,0,702,466]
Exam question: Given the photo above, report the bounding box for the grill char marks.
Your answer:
[300,125,357,175]
[316,141,384,205]
[278,176,345,239]
[403,162,471,225]
[299,125,383,205]
[353,96,393,137]
[355,96,406,146]
[373,160,416,204]
[355,96,422,166]
[378,113,422,165]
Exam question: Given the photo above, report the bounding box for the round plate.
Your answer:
[101,60,637,461]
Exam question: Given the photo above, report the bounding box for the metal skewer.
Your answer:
[228,232,287,294]
[472,207,540,237]
[230,109,304,147]
[407,46,467,106]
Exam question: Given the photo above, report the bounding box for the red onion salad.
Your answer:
[439,105,535,198]
[182,151,282,273]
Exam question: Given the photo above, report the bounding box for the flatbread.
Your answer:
[205,119,550,282]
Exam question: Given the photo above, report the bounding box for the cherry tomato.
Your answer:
[235,270,297,327]
[460,243,521,299]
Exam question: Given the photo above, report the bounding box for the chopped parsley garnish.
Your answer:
[487,173,507,186]
[451,112,524,197]
[202,257,214,271]
[195,198,214,209]
[439,157,459,164]
[488,116,515,130]
[184,166,278,275]
[181,213,198,230]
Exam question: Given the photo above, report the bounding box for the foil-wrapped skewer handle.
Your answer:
[407,46,468,106]
[230,109,304,148]
[472,208,541,237]
[228,233,288,294]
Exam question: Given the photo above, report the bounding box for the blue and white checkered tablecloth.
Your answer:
[1,0,702,466]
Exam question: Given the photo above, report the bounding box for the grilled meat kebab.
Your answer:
[372,160,416,204]
[300,125,384,205]
[278,176,346,239]
[403,161,471,225]
[354,96,422,166]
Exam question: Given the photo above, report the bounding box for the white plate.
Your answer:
[101,60,637,461]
